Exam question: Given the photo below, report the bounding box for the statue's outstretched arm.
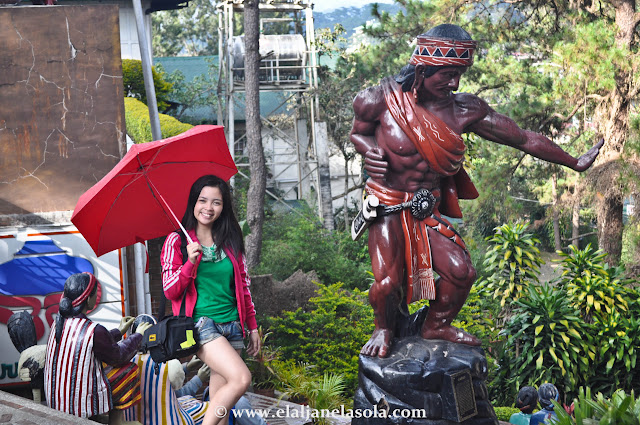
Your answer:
[469,106,602,172]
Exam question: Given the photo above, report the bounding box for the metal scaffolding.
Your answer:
[217,0,331,223]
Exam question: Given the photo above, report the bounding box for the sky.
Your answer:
[312,0,394,13]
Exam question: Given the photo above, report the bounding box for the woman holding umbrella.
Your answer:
[161,174,261,425]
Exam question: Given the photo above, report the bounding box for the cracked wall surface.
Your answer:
[0,5,125,215]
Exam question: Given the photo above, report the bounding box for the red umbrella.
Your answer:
[71,125,236,257]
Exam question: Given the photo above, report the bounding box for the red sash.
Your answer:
[381,77,478,218]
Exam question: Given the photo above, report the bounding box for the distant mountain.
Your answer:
[313,3,402,38]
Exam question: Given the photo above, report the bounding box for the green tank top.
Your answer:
[193,245,239,323]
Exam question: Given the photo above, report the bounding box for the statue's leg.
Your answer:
[362,215,405,358]
[420,227,480,346]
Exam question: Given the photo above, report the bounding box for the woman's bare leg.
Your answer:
[198,340,250,425]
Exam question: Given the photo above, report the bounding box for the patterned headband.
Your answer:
[71,272,98,308]
[409,36,477,67]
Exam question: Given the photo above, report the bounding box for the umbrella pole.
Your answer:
[145,178,194,244]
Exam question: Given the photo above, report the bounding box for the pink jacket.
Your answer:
[160,230,258,336]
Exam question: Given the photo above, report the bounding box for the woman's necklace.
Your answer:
[201,243,227,263]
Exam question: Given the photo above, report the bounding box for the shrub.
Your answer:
[266,283,374,396]
[122,59,173,112]
[493,406,520,422]
[255,208,370,290]
[124,97,193,143]
[492,283,594,405]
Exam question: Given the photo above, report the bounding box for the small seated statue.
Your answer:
[43,272,151,424]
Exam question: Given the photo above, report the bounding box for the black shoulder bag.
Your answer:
[142,292,200,363]
[143,232,199,363]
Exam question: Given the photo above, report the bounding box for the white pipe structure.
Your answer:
[131,0,161,315]
[132,0,162,141]
[133,242,147,315]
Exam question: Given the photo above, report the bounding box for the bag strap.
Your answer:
[179,290,188,317]
[158,231,190,321]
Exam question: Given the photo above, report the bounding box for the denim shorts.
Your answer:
[195,317,244,350]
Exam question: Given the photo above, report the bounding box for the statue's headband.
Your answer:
[71,272,98,308]
[409,36,477,67]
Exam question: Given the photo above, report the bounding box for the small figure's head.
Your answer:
[59,272,99,316]
[396,24,477,100]
[515,386,538,414]
[167,359,185,391]
[538,383,559,409]
[55,272,99,343]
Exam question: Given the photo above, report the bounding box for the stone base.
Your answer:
[353,336,498,425]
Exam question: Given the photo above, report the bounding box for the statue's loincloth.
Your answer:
[366,179,466,304]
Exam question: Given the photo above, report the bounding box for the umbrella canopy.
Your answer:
[72,125,236,257]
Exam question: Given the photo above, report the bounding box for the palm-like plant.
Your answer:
[566,272,629,323]
[493,283,593,404]
[553,388,640,425]
[480,223,544,310]
[272,361,347,424]
[590,313,640,395]
[555,243,609,288]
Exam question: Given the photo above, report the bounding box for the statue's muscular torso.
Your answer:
[352,82,490,193]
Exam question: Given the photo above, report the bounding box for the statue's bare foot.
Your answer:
[421,325,481,346]
[361,328,393,357]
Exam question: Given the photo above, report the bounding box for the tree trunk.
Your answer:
[591,0,636,266]
[571,184,580,249]
[243,0,266,269]
[598,194,625,265]
[552,173,562,251]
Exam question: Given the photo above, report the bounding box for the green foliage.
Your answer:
[151,0,218,57]
[556,244,632,324]
[493,283,593,405]
[266,283,374,396]
[480,223,544,308]
[246,327,280,390]
[122,59,173,112]
[157,59,221,122]
[255,208,370,290]
[272,361,348,424]
[566,273,629,324]
[124,97,193,143]
[555,244,609,287]
[590,313,640,396]
[493,407,520,422]
[553,388,640,425]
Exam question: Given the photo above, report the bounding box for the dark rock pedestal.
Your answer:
[353,336,498,425]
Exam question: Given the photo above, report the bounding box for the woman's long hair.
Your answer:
[180,174,244,257]
[55,273,98,343]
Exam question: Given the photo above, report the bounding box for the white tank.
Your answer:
[232,34,307,83]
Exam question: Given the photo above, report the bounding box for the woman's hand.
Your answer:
[186,242,202,265]
[246,330,261,357]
